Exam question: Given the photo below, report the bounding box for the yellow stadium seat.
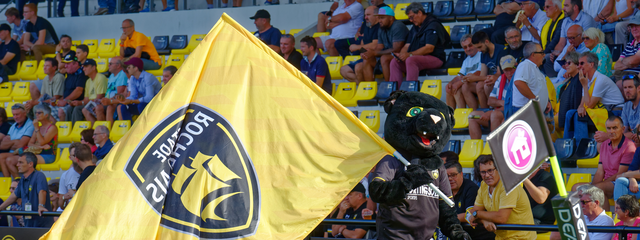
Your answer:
[146,57,167,76]
[56,121,73,143]
[333,82,357,103]
[72,40,81,47]
[481,142,492,155]
[566,173,592,190]
[420,80,442,99]
[577,155,600,168]
[166,54,185,69]
[97,39,116,58]
[453,108,472,129]
[38,148,61,171]
[83,39,99,59]
[326,56,343,80]
[58,148,72,171]
[537,232,551,240]
[7,62,19,81]
[445,26,451,35]
[0,82,12,102]
[15,60,37,81]
[22,60,43,80]
[387,4,394,10]
[5,102,17,117]
[172,34,205,55]
[11,82,30,102]
[343,56,361,66]
[289,29,302,36]
[111,40,122,57]
[43,53,56,59]
[331,83,336,97]
[95,58,109,73]
[395,3,410,20]
[280,29,286,34]
[111,120,131,142]
[93,121,112,131]
[339,81,377,107]
[70,121,92,143]
[447,68,461,75]
[36,60,46,80]
[0,177,11,201]
[459,140,483,168]
[359,110,380,132]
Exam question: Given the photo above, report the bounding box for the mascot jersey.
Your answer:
[371,155,453,239]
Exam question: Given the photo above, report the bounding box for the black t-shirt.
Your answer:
[0,121,11,136]
[76,165,96,190]
[283,50,303,70]
[63,68,88,101]
[0,39,20,73]
[25,17,59,45]
[481,44,507,75]
[343,202,368,231]
[360,22,380,45]
[454,178,495,240]
[506,44,526,63]
[524,170,558,224]
[406,15,449,62]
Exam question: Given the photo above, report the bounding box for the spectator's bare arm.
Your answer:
[13,136,31,150]
[0,51,16,65]
[34,29,46,45]
[476,208,512,224]
[0,192,17,209]
[617,51,640,70]
[341,228,367,238]
[330,11,353,25]
[523,179,550,204]
[514,80,536,99]
[593,164,604,184]
[65,87,84,101]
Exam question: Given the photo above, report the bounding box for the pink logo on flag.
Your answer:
[502,120,537,174]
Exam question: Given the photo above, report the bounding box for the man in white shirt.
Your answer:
[583,0,614,23]
[445,34,482,109]
[511,42,549,114]
[315,0,364,56]
[550,184,614,240]
[515,0,549,43]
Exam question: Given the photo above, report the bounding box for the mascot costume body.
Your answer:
[369,91,471,240]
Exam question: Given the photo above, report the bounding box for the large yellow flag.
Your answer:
[40,14,394,239]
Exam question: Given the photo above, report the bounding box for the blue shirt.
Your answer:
[300,54,332,95]
[481,45,507,75]
[13,170,53,227]
[622,101,640,132]
[107,70,128,98]
[255,26,282,47]
[8,118,33,141]
[629,147,640,171]
[127,71,162,103]
[560,11,598,38]
[94,139,113,160]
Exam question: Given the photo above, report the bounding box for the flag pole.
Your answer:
[549,155,567,198]
[393,151,455,207]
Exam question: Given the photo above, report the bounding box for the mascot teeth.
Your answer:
[423,131,427,136]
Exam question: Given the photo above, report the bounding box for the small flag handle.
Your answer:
[549,155,567,198]
[393,151,455,207]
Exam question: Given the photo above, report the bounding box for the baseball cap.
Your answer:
[124,57,143,71]
[350,182,366,194]
[83,59,97,67]
[61,52,78,63]
[0,24,10,32]
[630,14,640,26]
[500,55,517,69]
[375,6,395,17]
[250,9,270,19]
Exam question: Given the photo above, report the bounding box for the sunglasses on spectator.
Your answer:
[580,200,592,205]
[533,51,545,55]
[582,37,591,40]
[579,61,589,66]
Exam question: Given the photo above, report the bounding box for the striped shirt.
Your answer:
[620,39,640,72]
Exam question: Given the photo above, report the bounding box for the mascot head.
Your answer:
[383,91,455,158]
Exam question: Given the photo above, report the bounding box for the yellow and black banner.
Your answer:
[40,14,394,239]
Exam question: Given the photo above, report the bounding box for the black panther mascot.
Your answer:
[369,91,471,240]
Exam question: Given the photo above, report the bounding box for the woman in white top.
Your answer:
[604,0,638,44]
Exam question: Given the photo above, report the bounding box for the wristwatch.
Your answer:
[526,25,533,29]
[472,211,477,217]
[38,204,45,207]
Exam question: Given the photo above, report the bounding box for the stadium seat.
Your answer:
[168,35,188,54]
[70,121,92,143]
[153,36,171,55]
[444,140,461,154]
[359,110,380,132]
[95,58,109,73]
[333,82,357,103]
[111,120,131,142]
[566,173,592,190]
[11,82,31,102]
[387,4,394,10]
[482,141,493,155]
[57,122,75,144]
[280,29,286,34]
[399,81,420,92]
[358,81,397,106]
[93,121,112,131]
[83,39,99,58]
[165,54,185,69]
[444,26,451,35]
[342,56,361,66]
[0,82,12,102]
[472,23,492,34]
[453,0,475,21]
[97,39,116,58]
[420,80,442,99]
[111,39,122,57]
[395,3,410,20]
[146,57,167,76]
[16,60,38,81]
[72,40,81,47]
[5,102,18,117]
[421,2,434,14]
[0,177,10,201]
[340,81,377,107]
[38,147,61,171]
[425,51,466,76]
[59,148,72,171]
[433,1,455,22]
[289,29,302,36]
[7,62,19,81]
[450,25,471,48]
[459,139,483,168]
[537,232,551,240]
[476,0,496,20]
[325,56,343,80]
[577,155,599,168]
[172,34,205,54]
[453,108,472,129]
[609,44,623,62]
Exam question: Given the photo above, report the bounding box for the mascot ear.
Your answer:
[383,90,407,114]
[448,106,455,127]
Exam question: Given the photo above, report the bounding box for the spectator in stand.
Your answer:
[57,0,79,17]
[465,31,507,110]
[250,10,282,54]
[511,43,549,114]
[523,165,558,225]
[620,74,640,146]
[541,0,565,78]
[119,19,161,71]
[7,179,23,227]
[5,7,29,46]
[74,59,107,123]
[75,44,88,64]
[57,52,87,122]
[57,142,82,210]
[503,27,525,61]
[314,0,363,56]
[565,52,625,142]
[551,184,615,240]
[515,0,549,44]
[614,15,640,73]
[96,56,127,124]
[0,108,12,140]
[468,155,536,239]
[445,161,495,240]
[300,36,332,95]
[80,129,96,153]
[555,52,583,132]
[550,0,597,65]
[334,6,379,58]
[439,151,459,163]
[0,104,33,179]
[22,4,59,63]
[389,3,449,84]
[614,1,640,45]
[613,195,640,240]
[584,0,614,24]
[93,125,112,164]
[327,183,369,238]
[359,6,406,83]
[162,65,177,85]
[0,23,21,77]
[480,0,519,45]
[74,144,95,190]
[600,0,634,44]
[445,34,482,109]
[582,27,613,77]
[26,58,64,121]
[52,35,73,75]
[469,55,517,139]
[115,57,161,121]
[280,35,303,70]
[552,25,588,84]
[48,179,59,213]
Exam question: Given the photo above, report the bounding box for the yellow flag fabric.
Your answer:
[40,14,394,240]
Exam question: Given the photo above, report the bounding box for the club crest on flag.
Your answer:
[502,120,537,175]
[124,103,260,239]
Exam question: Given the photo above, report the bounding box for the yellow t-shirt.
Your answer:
[85,73,107,100]
[474,180,536,240]
[123,31,161,64]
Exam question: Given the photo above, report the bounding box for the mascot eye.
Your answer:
[406,107,423,117]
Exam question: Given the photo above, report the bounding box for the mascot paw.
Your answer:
[403,164,434,189]
[370,180,410,205]
[449,224,472,240]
